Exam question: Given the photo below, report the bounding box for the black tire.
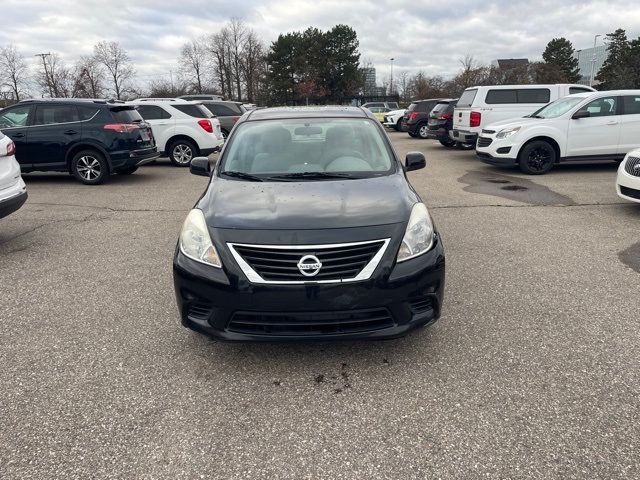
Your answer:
[395,118,404,131]
[408,131,417,138]
[518,140,556,175]
[221,129,229,141]
[456,141,476,150]
[168,139,198,167]
[439,138,456,148]
[417,123,430,139]
[115,166,138,175]
[71,150,109,185]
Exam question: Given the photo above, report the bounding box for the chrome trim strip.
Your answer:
[227,238,391,285]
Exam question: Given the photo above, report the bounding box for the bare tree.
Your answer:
[228,18,247,100]
[36,53,73,97]
[0,45,29,100]
[73,55,105,98]
[241,30,265,103]
[207,29,233,99]
[179,37,208,93]
[93,41,135,99]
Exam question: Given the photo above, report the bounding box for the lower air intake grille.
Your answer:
[620,185,640,200]
[187,303,212,322]
[624,156,640,177]
[227,308,394,336]
[477,137,493,148]
[409,297,434,315]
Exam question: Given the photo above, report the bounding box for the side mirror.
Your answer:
[405,152,426,171]
[190,157,211,177]
[572,109,590,119]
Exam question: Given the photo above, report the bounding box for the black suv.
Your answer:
[425,99,473,149]
[404,99,446,139]
[0,99,158,185]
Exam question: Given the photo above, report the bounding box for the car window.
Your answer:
[204,103,241,116]
[78,106,99,121]
[417,102,433,112]
[221,118,395,179]
[136,105,171,120]
[517,89,551,103]
[583,97,617,117]
[406,103,418,112]
[457,89,477,108]
[110,107,144,123]
[485,89,518,104]
[33,105,79,125]
[0,105,31,128]
[623,95,640,115]
[430,103,450,114]
[172,104,209,118]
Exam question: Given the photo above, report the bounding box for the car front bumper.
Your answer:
[616,163,640,203]
[475,134,520,167]
[173,236,445,342]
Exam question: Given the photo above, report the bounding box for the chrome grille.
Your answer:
[228,239,390,284]
[624,156,640,177]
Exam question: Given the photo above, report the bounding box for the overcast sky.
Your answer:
[2,0,640,86]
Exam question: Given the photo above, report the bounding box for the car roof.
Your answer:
[244,106,372,121]
[412,98,447,103]
[18,98,124,105]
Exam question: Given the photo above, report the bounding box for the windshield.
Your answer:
[219,118,396,180]
[529,96,586,119]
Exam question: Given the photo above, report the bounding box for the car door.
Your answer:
[618,94,640,155]
[28,104,82,168]
[566,96,621,158]
[135,105,174,152]
[0,104,33,165]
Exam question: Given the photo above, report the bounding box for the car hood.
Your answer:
[387,109,405,116]
[485,117,548,131]
[199,172,417,230]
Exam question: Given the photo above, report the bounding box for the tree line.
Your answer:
[2,22,640,107]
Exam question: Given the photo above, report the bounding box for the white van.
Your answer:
[451,84,595,145]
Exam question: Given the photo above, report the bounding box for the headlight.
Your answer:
[397,203,435,262]
[496,126,521,139]
[179,209,221,267]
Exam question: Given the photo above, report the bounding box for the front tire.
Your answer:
[168,139,197,167]
[395,118,404,131]
[417,123,430,139]
[71,150,109,185]
[518,140,556,175]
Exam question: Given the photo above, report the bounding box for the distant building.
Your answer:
[491,58,530,69]
[362,67,377,94]
[574,45,608,85]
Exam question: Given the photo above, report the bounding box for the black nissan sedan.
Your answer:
[173,106,445,341]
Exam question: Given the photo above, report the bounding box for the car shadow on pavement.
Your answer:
[22,170,163,186]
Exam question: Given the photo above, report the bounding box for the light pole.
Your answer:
[589,34,602,87]
[389,58,395,96]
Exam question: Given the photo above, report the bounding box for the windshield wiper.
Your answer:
[221,171,264,182]
[529,114,543,118]
[269,171,356,180]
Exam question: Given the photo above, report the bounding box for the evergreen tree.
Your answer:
[595,29,631,89]
[542,37,581,83]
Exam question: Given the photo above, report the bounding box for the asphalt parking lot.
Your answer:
[1,131,639,479]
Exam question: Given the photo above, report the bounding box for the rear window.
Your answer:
[204,102,242,116]
[430,102,451,114]
[457,89,477,108]
[407,102,418,112]
[172,104,210,118]
[485,88,550,104]
[111,108,143,123]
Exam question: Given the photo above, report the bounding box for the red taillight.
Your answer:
[408,112,419,120]
[437,113,453,120]
[198,119,213,133]
[5,140,16,157]
[104,123,140,133]
[470,111,481,128]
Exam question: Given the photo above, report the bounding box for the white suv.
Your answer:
[617,148,640,203]
[476,90,640,174]
[0,132,27,219]
[451,84,595,145]
[127,99,224,167]
[382,109,406,131]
